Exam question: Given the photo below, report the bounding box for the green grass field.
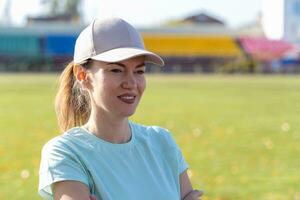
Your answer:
[0,73,299,200]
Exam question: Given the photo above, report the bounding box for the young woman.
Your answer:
[38,17,203,200]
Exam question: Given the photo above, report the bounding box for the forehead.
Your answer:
[121,56,145,64]
[90,56,145,68]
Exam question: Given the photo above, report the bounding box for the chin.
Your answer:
[119,109,136,118]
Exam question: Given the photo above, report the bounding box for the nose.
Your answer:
[121,71,137,89]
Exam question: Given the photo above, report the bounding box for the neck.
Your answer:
[83,110,131,144]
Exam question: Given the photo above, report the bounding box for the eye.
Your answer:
[111,69,122,73]
[136,70,145,74]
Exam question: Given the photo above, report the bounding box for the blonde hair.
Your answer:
[55,61,91,132]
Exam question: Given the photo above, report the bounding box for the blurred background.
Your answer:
[0,0,299,199]
[1,0,300,72]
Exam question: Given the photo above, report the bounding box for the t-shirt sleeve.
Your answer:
[38,137,90,200]
[163,129,189,175]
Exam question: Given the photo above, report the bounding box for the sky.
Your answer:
[0,0,262,28]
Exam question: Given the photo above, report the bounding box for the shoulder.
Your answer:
[130,121,177,149]
[41,127,93,158]
[131,121,169,137]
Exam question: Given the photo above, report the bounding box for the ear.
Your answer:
[73,64,86,81]
[73,64,89,90]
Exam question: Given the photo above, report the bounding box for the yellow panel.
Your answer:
[142,34,243,57]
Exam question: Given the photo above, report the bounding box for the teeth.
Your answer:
[121,96,134,99]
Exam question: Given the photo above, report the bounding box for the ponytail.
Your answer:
[55,61,91,132]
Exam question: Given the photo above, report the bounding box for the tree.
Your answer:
[40,0,81,19]
[65,0,80,18]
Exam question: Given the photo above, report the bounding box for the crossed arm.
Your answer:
[180,169,204,200]
[52,169,203,200]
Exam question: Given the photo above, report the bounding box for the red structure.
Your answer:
[239,36,295,61]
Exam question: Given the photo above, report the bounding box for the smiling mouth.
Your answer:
[117,95,136,104]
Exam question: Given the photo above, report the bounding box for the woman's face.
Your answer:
[85,56,146,118]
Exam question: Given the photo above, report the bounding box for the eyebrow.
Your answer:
[107,62,145,68]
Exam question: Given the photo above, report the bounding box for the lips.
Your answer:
[117,93,136,104]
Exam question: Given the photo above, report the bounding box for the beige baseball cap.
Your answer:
[74,17,164,66]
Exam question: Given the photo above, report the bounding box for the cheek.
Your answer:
[89,78,106,101]
[138,78,146,95]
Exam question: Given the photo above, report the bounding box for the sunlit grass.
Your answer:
[0,73,299,199]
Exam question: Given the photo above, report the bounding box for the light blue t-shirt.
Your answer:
[38,121,188,200]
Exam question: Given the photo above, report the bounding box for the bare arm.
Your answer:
[53,180,91,200]
[52,171,200,200]
[180,169,193,198]
[180,170,204,200]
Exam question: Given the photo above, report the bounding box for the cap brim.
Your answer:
[91,47,164,66]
